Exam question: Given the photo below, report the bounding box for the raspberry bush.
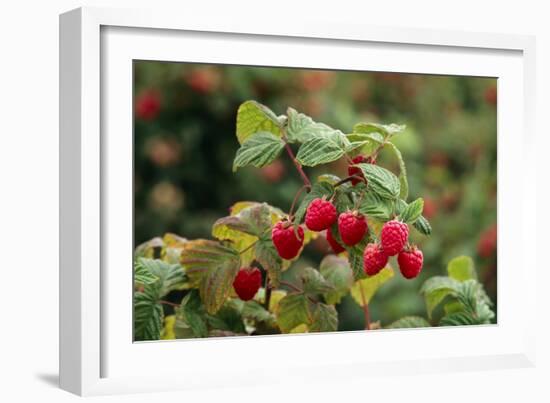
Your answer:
[134,101,494,341]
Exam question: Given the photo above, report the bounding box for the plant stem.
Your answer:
[334,175,365,188]
[279,280,302,293]
[264,276,272,309]
[159,300,179,308]
[283,140,311,187]
[358,281,371,330]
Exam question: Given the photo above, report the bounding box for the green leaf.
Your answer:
[236,100,282,144]
[180,240,241,314]
[255,238,283,287]
[134,258,159,285]
[419,276,461,318]
[439,312,479,326]
[135,257,186,297]
[358,191,394,221]
[175,291,208,338]
[232,132,285,172]
[241,300,276,325]
[386,142,409,200]
[212,203,272,265]
[386,316,431,329]
[447,256,477,282]
[319,255,354,304]
[276,293,312,333]
[301,267,334,295]
[286,107,340,144]
[353,122,406,137]
[317,173,342,185]
[355,163,400,200]
[134,291,163,341]
[296,131,349,166]
[310,303,338,332]
[293,182,334,230]
[347,241,369,280]
[351,267,394,307]
[400,198,424,224]
[413,215,432,236]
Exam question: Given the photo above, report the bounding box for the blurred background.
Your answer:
[134,61,497,329]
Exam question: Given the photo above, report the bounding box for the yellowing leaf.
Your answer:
[161,315,176,340]
[236,100,282,144]
[351,266,394,307]
[289,324,309,333]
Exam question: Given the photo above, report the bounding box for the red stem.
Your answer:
[284,141,311,187]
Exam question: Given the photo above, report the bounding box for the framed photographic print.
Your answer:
[60,6,537,396]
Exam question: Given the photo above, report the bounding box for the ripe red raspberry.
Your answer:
[338,211,368,246]
[363,243,388,276]
[233,267,262,301]
[380,219,409,256]
[347,155,367,185]
[305,198,337,231]
[272,221,304,260]
[136,89,161,121]
[397,247,423,279]
[326,229,345,254]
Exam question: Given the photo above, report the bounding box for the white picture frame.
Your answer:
[59,6,537,396]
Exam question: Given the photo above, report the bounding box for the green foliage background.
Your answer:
[134,62,497,331]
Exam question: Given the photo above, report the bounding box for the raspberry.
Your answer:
[380,219,409,256]
[338,211,368,246]
[136,89,161,121]
[347,155,367,185]
[233,267,262,301]
[305,198,337,231]
[363,243,388,276]
[272,221,304,260]
[326,229,345,254]
[397,247,423,279]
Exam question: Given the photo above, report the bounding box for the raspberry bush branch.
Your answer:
[133,101,494,341]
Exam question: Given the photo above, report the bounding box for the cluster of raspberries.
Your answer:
[273,197,424,280]
[233,197,424,302]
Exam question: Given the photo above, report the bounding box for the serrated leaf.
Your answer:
[175,291,208,338]
[355,163,400,200]
[301,267,334,295]
[134,291,163,341]
[255,238,283,287]
[236,100,282,144]
[353,122,406,137]
[232,132,285,172]
[386,142,409,200]
[213,203,272,266]
[180,240,241,314]
[386,316,431,329]
[286,107,340,144]
[293,182,334,230]
[276,293,312,333]
[439,311,478,326]
[296,133,347,166]
[413,215,432,236]
[358,191,394,220]
[400,198,424,224]
[134,258,159,285]
[447,256,477,282]
[351,267,394,307]
[419,276,461,318]
[241,300,276,325]
[346,240,370,281]
[135,257,186,297]
[319,255,354,304]
[310,303,338,332]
